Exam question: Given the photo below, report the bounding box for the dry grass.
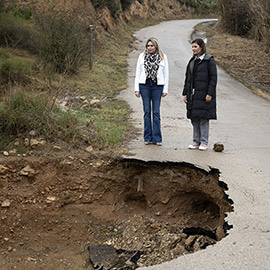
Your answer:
[200,22,270,100]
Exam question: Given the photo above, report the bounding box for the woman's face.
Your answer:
[192,43,202,56]
[146,41,157,54]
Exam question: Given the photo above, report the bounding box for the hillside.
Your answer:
[8,0,215,35]
[9,0,188,32]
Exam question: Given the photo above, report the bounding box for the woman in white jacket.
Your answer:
[134,37,169,146]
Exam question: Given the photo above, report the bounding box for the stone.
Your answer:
[29,130,36,137]
[30,139,46,149]
[9,149,17,156]
[19,165,37,177]
[216,225,225,241]
[213,142,224,152]
[90,99,101,108]
[14,140,20,146]
[161,197,170,204]
[79,96,87,101]
[185,235,196,247]
[0,165,8,174]
[27,257,38,261]
[24,138,30,147]
[60,160,72,165]
[85,146,93,153]
[1,200,11,208]
[46,196,57,203]
[88,245,119,269]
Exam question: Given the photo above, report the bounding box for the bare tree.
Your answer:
[219,0,252,36]
[219,0,269,49]
[248,0,270,51]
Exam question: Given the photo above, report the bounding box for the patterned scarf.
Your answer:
[144,51,160,82]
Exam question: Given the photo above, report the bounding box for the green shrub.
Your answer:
[91,0,121,17]
[91,0,106,9]
[120,0,133,10]
[0,47,10,59]
[0,12,38,53]
[85,101,130,148]
[0,90,79,143]
[109,1,121,17]
[0,0,5,13]
[220,0,269,44]
[178,0,217,11]
[7,4,32,20]
[219,0,252,36]
[35,11,89,73]
[1,56,32,84]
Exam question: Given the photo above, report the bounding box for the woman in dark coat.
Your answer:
[182,38,217,150]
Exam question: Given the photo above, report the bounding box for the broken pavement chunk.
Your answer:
[88,245,119,269]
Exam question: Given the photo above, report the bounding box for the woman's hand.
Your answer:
[183,95,187,103]
[135,91,140,98]
[162,93,167,97]
[206,94,212,102]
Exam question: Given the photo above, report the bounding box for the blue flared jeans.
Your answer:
[139,79,163,143]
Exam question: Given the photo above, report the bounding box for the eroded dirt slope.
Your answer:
[0,156,232,269]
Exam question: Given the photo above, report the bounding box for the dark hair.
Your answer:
[192,38,206,54]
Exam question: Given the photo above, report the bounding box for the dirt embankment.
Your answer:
[9,0,194,35]
[201,22,270,99]
[0,157,233,269]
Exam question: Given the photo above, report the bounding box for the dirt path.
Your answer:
[119,19,270,269]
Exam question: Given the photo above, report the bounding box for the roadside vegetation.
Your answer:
[177,0,218,12]
[219,0,270,49]
[0,1,146,154]
[0,0,172,155]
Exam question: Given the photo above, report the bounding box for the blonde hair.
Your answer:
[143,37,164,60]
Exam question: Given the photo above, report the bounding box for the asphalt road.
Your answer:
[119,19,270,270]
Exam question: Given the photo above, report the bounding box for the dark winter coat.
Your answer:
[182,53,217,120]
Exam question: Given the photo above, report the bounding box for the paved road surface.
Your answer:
[119,19,270,270]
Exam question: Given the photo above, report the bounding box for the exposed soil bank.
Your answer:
[0,156,233,269]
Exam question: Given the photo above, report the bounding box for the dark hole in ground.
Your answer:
[0,157,233,270]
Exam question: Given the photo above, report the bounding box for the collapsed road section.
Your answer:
[0,157,233,269]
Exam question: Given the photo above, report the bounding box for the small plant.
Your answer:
[91,0,121,18]
[7,4,32,20]
[178,0,217,11]
[107,0,121,18]
[0,0,5,13]
[1,56,33,84]
[0,89,80,148]
[0,12,38,53]
[0,47,10,59]
[150,2,157,10]
[35,10,89,73]
[120,0,134,10]
[85,101,131,148]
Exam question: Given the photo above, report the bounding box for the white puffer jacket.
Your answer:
[134,52,169,93]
